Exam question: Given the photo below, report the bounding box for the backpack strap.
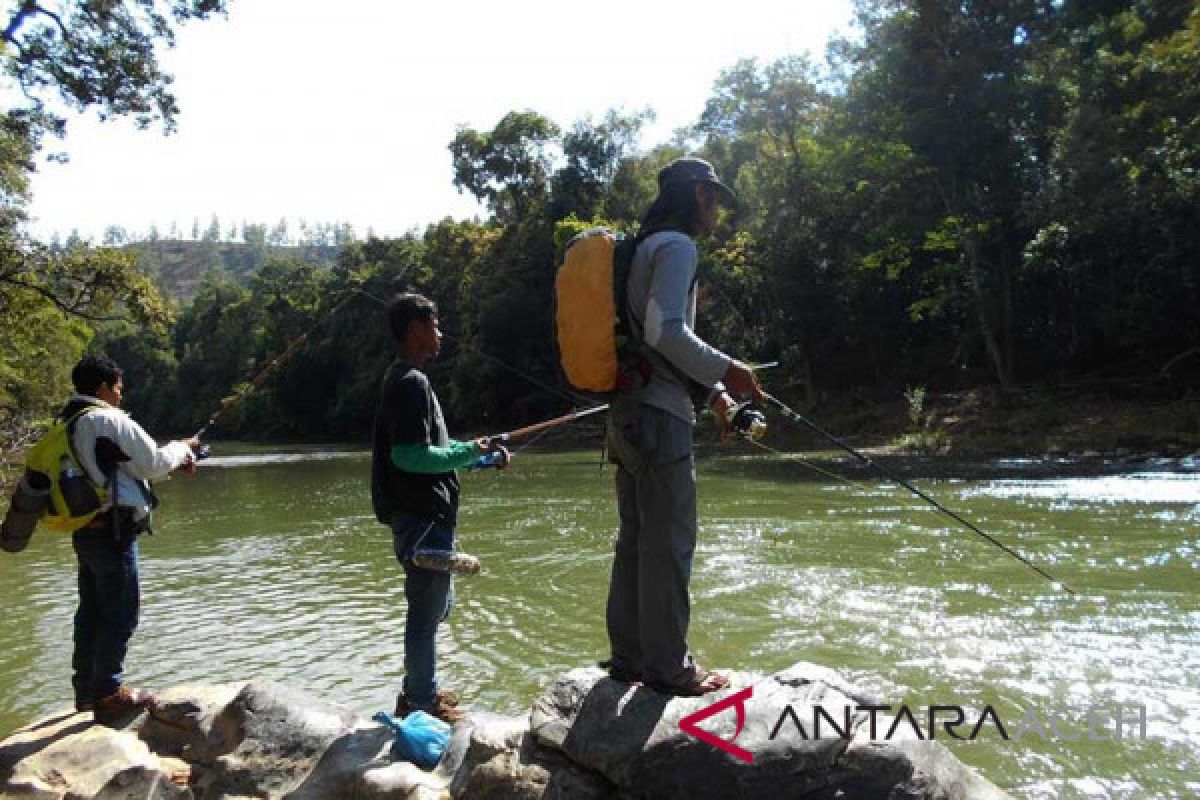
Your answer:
[64,406,102,478]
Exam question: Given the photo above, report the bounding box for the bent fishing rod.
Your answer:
[762,392,1077,596]
[191,288,368,448]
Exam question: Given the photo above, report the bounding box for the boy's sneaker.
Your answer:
[411,550,482,575]
[395,690,467,724]
[426,696,469,724]
[395,688,459,717]
[93,685,155,727]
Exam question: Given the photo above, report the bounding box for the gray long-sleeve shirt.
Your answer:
[626,231,732,424]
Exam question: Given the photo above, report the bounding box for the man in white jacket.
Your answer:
[63,355,199,725]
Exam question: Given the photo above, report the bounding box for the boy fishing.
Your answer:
[371,293,509,723]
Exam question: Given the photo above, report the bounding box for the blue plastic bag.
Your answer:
[372,711,452,769]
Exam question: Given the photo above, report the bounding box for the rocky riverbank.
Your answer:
[0,662,1011,799]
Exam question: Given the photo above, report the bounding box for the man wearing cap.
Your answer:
[603,156,765,696]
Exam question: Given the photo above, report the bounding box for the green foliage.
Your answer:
[903,385,926,430]
[3,0,227,135]
[0,283,91,411]
[5,0,1198,448]
[0,0,225,453]
[450,111,561,222]
[551,214,623,255]
[551,110,653,221]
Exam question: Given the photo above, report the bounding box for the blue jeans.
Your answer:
[72,532,140,704]
[392,512,455,709]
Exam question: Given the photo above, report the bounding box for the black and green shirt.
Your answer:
[370,360,460,525]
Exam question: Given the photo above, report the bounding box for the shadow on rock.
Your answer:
[0,711,93,780]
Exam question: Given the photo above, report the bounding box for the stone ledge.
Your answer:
[0,663,1012,800]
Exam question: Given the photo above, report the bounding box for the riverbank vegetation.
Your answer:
[3,1,1197,465]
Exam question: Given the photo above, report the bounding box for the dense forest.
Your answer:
[2,0,1198,449]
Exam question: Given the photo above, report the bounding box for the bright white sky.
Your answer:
[21,0,855,241]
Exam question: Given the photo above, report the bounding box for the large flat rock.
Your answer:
[0,709,189,799]
[1,663,1012,799]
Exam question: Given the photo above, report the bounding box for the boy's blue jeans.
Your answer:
[72,532,140,705]
[392,512,455,709]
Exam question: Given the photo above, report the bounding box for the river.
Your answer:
[0,446,1196,798]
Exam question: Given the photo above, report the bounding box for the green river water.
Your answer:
[1,446,1197,798]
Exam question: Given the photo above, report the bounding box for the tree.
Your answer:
[3,1,227,135]
[203,213,220,242]
[550,109,652,221]
[831,0,1068,387]
[450,111,560,222]
[0,0,226,438]
[1025,0,1200,374]
[268,217,289,246]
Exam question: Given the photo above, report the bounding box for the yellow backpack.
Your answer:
[554,228,637,393]
[24,405,108,533]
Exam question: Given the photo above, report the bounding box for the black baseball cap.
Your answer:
[657,156,737,207]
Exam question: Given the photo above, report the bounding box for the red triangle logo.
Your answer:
[678,686,754,764]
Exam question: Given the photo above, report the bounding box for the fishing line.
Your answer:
[737,434,867,489]
[762,392,1078,596]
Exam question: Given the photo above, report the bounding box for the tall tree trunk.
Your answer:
[1001,234,1015,386]
[963,236,1011,388]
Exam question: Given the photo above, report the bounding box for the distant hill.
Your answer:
[127,239,340,302]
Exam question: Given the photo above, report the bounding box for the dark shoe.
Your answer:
[73,676,93,712]
[93,685,155,727]
[597,658,641,684]
[645,667,731,697]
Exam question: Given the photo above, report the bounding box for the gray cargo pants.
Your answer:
[605,399,698,687]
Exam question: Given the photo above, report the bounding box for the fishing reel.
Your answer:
[467,440,512,471]
[726,401,768,441]
[467,450,509,471]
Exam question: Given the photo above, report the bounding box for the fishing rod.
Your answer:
[491,404,610,443]
[192,288,367,446]
[343,287,609,471]
[762,392,1077,596]
[470,404,610,469]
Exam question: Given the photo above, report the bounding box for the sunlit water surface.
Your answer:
[1,448,1196,799]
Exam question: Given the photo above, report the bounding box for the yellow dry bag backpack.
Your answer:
[554,228,640,394]
[23,405,108,533]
